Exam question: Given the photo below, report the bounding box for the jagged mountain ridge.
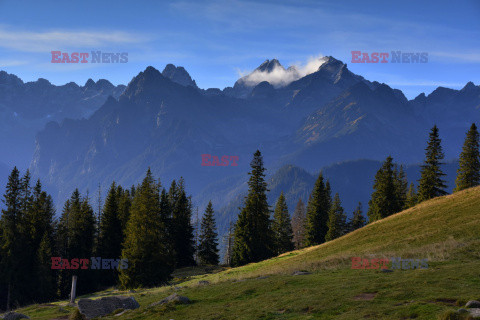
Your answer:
[27,57,480,226]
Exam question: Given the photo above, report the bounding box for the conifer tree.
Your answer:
[29,180,55,248]
[159,188,172,236]
[272,192,294,255]
[119,169,174,289]
[0,169,53,307]
[130,185,136,198]
[97,182,123,286]
[325,193,347,241]
[405,183,418,209]
[36,232,56,301]
[367,156,401,222]
[231,150,274,266]
[418,125,447,202]
[15,171,37,303]
[0,167,22,310]
[19,170,32,214]
[117,186,131,243]
[168,180,178,207]
[223,221,235,266]
[28,180,56,301]
[325,181,332,209]
[56,189,96,297]
[291,199,307,249]
[98,183,122,258]
[198,201,219,265]
[348,202,366,232]
[170,178,196,267]
[455,123,480,192]
[304,173,331,246]
[394,165,408,210]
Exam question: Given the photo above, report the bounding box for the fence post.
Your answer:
[70,275,78,304]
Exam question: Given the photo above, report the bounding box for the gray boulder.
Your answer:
[467,300,480,308]
[292,271,311,276]
[150,293,191,307]
[77,296,139,319]
[469,308,480,318]
[1,312,30,320]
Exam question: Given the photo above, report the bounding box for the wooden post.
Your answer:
[6,283,11,311]
[70,276,78,304]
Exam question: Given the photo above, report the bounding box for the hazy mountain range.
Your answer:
[0,71,126,168]
[1,56,479,240]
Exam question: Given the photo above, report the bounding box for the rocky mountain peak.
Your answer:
[461,81,478,92]
[256,59,284,72]
[162,64,197,88]
[0,70,24,86]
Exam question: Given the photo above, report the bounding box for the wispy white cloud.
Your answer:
[0,59,29,67]
[0,26,149,53]
[237,55,326,87]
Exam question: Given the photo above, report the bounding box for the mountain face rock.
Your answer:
[162,64,198,88]
[31,66,290,205]
[0,71,125,167]
[28,59,480,235]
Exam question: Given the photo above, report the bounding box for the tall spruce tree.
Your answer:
[455,123,480,192]
[304,173,331,246]
[56,189,96,297]
[272,192,294,255]
[231,150,274,266]
[405,183,418,209]
[29,180,55,251]
[117,186,132,244]
[367,156,401,222]
[170,178,196,268]
[28,180,56,302]
[0,167,23,310]
[291,199,307,249]
[198,201,219,265]
[98,183,122,257]
[223,221,235,266]
[14,171,37,304]
[418,125,448,202]
[325,193,347,241]
[348,202,366,232]
[159,188,172,239]
[394,165,408,210]
[97,182,123,287]
[119,169,174,289]
[36,232,56,301]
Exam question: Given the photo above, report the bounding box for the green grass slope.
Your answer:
[14,186,480,319]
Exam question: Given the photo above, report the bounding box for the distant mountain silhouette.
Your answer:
[0,71,125,167]
[17,57,479,235]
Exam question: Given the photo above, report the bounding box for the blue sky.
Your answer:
[0,0,479,99]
